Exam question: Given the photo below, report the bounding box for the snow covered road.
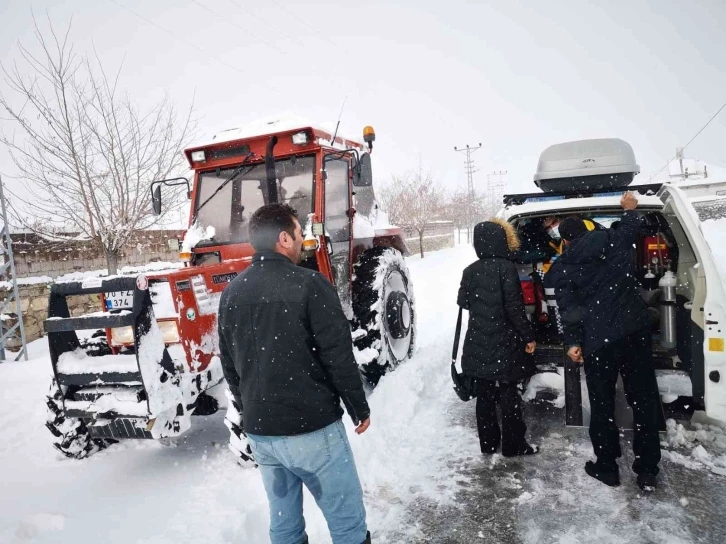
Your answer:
[1,244,726,543]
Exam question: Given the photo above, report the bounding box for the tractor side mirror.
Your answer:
[152,185,162,215]
[354,153,373,187]
[150,177,191,216]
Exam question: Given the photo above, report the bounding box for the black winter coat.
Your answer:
[457,221,535,382]
[217,251,370,436]
[547,210,650,356]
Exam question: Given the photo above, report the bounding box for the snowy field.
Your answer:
[2,243,726,543]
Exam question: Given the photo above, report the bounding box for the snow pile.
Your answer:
[654,370,692,403]
[661,418,726,476]
[150,281,178,319]
[14,261,185,286]
[120,262,184,275]
[523,369,565,407]
[202,114,361,148]
[181,223,215,252]
[136,322,184,417]
[56,350,138,375]
[0,275,54,290]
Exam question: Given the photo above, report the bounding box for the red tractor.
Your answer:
[44,122,416,459]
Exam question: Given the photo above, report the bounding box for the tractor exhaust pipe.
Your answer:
[265,135,279,203]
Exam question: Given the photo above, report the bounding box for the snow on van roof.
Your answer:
[498,193,663,219]
[191,114,363,148]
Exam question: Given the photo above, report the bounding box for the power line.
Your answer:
[108,0,280,95]
[267,0,352,55]
[224,0,306,48]
[648,98,726,181]
[189,0,287,55]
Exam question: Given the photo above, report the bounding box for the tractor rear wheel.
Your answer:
[45,378,111,459]
[352,247,416,385]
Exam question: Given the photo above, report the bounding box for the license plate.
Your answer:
[105,290,134,310]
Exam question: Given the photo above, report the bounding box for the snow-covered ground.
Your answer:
[2,243,726,543]
[0,244,480,543]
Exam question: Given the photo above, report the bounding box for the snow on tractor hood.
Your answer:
[191,113,363,149]
[181,223,216,252]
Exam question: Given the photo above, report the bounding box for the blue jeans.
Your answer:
[247,419,368,544]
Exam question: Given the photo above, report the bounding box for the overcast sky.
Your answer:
[2,0,726,206]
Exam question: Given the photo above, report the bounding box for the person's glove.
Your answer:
[224,388,256,468]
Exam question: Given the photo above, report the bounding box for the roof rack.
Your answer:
[502,183,663,207]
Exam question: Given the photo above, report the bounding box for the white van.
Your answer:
[498,138,726,424]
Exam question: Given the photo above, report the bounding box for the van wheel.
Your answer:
[352,248,416,385]
[45,378,110,459]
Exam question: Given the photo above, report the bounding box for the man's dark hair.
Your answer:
[249,203,298,251]
[558,216,589,242]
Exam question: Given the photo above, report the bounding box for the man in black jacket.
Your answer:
[550,192,661,492]
[217,203,371,544]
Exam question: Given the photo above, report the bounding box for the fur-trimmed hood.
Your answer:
[473,218,521,260]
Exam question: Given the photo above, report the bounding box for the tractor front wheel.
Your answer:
[352,247,416,385]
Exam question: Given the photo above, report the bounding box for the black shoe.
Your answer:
[362,530,372,544]
[637,473,657,492]
[481,446,498,454]
[502,444,540,457]
[585,461,620,487]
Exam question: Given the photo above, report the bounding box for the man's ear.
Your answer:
[278,230,291,248]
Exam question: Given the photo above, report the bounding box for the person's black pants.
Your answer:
[476,380,527,455]
[584,329,661,475]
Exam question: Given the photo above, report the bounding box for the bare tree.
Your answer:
[440,187,491,244]
[0,18,193,274]
[379,165,444,258]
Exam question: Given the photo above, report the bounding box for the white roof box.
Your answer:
[534,138,640,193]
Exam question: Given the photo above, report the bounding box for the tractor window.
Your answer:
[324,159,351,243]
[194,156,315,246]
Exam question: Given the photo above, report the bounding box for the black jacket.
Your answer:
[217,252,370,436]
[547,210,650,356]
[457,221,535,382]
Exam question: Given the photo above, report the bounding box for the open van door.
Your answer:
[658,182,726,423]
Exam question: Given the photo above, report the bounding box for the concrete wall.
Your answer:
[1,284,100,348]
[15,252,177,279]
[11,230,183,279]
[404,221,455,255]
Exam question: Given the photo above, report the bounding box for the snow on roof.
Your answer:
[191,114,363,149]
[499,193,663,219]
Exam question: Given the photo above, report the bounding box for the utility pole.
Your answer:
[454,143,482,243]
[0,174,28,362]
[486,170,507,215]
[670,147,707,181]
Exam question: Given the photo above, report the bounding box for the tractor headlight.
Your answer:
[292,131,309,145]
[190,150,206,162]
[111,321,180,346]
[158,320,181,344]
[110,326,134,346]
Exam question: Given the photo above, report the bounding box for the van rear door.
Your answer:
[659,182,726,423]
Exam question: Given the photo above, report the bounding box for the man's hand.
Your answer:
[355,418,370,435]
[621,191,638,211]
[567,346,584,364]
[525,341,536,354]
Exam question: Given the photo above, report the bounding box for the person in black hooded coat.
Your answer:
[457,219,539,456]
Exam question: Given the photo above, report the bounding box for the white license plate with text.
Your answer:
[105,290,134,310]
